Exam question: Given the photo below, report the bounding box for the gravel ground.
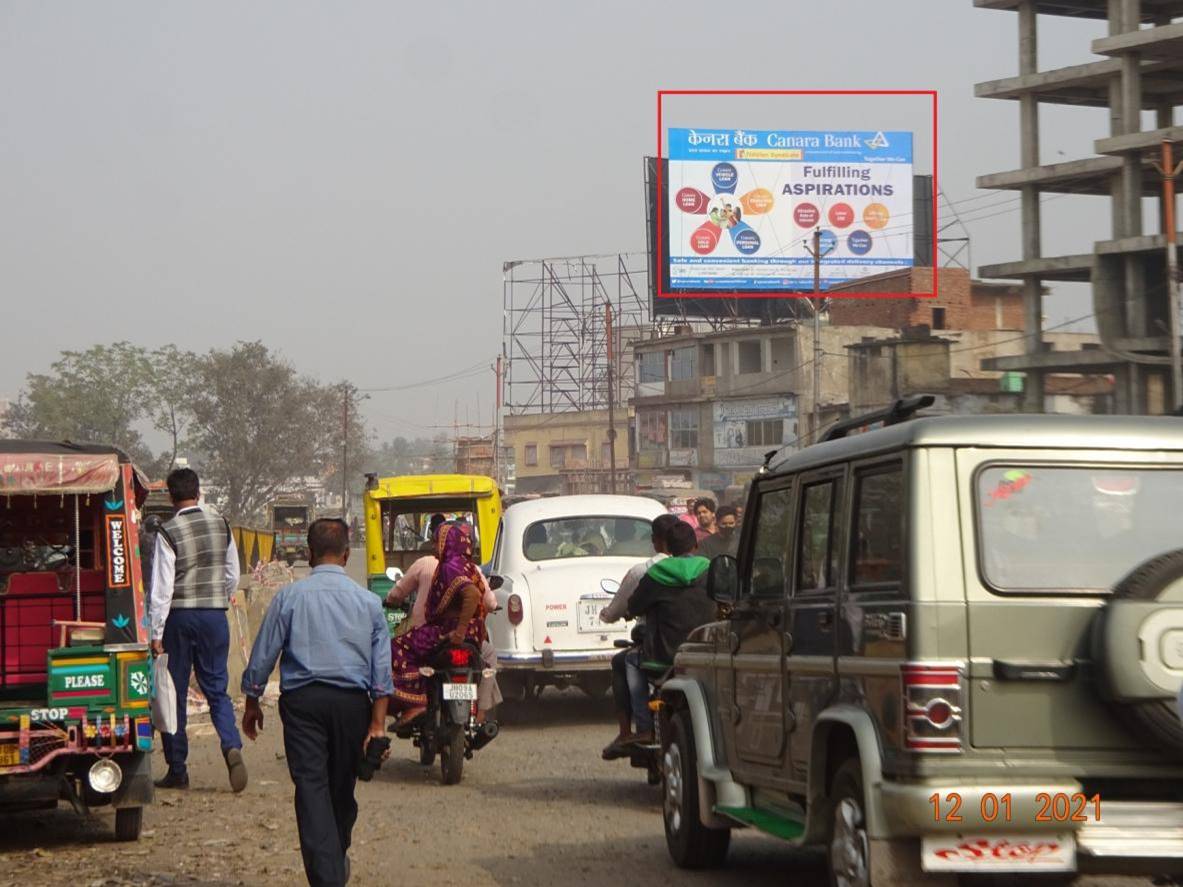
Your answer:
[0,693,1168,887]
[0,557,1167,886]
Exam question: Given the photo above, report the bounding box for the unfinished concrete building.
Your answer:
[973,0,1183,413]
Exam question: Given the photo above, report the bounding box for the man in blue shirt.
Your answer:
[241,518,392,887]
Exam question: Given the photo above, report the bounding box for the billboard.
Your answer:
[663,128,914,292]
[712,396,797,468]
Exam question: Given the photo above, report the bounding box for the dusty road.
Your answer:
[0,557,1168,886]
[0,693,1169,887]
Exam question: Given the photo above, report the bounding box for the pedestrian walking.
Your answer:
[241,518,392,887]
[148,468,247,792]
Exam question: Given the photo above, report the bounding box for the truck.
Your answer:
[269,497,315,566]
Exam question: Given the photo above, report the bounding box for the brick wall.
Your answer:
[829,268,1024,332]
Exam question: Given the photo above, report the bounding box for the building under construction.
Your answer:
[974,0,1183,414]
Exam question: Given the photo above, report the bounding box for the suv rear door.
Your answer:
[958,450,1180,751]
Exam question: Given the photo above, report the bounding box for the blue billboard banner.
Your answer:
[667,129,913,164]
[665,128,915,292]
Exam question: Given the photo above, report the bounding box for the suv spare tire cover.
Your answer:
[1093,549,1183,752]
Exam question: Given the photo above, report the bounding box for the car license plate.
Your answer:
[577,597,609,633]
[0,743,20,768]
[921,833,1075,873]
[442,683,477,701]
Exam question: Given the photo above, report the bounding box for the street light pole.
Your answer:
[341,385,349,519]
[803,228,833,444]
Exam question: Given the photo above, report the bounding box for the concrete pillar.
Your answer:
[1116,0,1146,410]
[1019,1,1044,412]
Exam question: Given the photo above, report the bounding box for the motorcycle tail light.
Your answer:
[507,594,524,626]
[449,648,470,668]
[901,662,964,753]
[451,675,468,683]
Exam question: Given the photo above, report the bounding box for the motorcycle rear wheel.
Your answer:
[439,726,465,785]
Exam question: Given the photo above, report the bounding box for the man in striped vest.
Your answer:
[149,468,247,792]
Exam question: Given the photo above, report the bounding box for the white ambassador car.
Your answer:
[486,495,666,699]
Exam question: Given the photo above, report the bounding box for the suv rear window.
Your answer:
[852,466,903,586]
[976,465,1183,591]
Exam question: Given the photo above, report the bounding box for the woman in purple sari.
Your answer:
[390,521,487,726]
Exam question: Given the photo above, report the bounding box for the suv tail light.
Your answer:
[507,594,524,626]
[901,663,964,753]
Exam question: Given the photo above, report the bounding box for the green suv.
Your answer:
[657,404,1183,885]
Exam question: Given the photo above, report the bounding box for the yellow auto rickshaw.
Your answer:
[362,474,501,635]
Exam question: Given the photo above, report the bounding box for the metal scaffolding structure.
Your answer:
[502,253,650,415]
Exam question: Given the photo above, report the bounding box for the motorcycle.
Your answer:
[390,638,498,785]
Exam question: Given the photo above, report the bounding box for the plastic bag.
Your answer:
[151,653,178,735]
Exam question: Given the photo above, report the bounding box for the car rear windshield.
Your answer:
[977,465,1183,591]
[523,516,654,561]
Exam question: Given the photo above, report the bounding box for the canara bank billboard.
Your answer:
[664,128,914,292]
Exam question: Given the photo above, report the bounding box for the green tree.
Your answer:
[148,345,201,474]
[1,342,154,461]
[186,341,335,523]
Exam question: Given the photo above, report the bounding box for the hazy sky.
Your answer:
[1,1,1121,442]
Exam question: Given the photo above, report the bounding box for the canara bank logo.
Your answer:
[865,131,890,150]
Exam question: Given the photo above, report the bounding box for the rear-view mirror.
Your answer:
[600,578,621,595]
[707,555,739,605]
[488,575,504,590]
[385,567,403,583]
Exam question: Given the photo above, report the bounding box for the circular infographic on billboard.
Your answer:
[828,203,855,228]
[863,203,890,230]
[733,227,761,255]
[706,195,745,231]
[818,229,838,254]
[676,186,710,214]
[711,162,738,195]
[793,203,820,227]
[847,229,873,255]
[690,223,721,255]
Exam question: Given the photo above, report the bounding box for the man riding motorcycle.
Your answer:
[600,513,681,758]
[625,521,716,670]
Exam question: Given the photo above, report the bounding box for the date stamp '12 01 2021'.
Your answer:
[930,792,1102,824]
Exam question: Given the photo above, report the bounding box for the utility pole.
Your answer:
[341,384,349,521]
[803,228,833,444]
[605,301,617,494]
[1152,139,1183,410]
[493,356,502,488]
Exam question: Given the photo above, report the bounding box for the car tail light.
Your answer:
[901,663,964,753]
[448,648,470,668]
[507,594,524,626]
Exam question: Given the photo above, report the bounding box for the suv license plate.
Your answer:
[442,683,477,701]
[921,833,1075,873]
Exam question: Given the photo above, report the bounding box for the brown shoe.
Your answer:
[601,733,634,760]
[224,748,248,793]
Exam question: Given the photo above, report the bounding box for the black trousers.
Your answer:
[279,684,371,887]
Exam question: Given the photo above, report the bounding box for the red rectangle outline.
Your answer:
[656,89,939,301]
